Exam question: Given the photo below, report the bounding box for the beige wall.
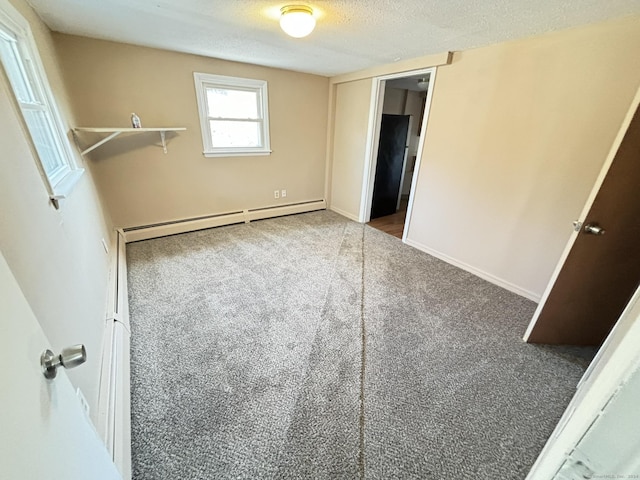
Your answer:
[404,90,424,156]
[53,35,329,228]
[407,15,640,298]
[328,15,640,300]
[402,90,424,195]
[0,0,113,416]
[382,87,406,115]
[329,79,373,220]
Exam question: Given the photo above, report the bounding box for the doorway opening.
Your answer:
[361,68,436,240]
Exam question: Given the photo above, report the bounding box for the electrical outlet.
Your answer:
[281,189,287,198]
[76,387,90,417]
[274,190,280,199]
[101,238,109,254]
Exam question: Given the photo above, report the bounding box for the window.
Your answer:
[194,72,271,157]
[0,1,82,205]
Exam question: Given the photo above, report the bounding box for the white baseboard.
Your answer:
[97,230,132,480]
[329,205,360,222]
[404,237,541,302]
[122,200,327,243]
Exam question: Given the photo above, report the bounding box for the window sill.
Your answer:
[49,169,84,208]
[203,150,272,158]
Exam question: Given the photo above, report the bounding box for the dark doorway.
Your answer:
[371,114,410,219]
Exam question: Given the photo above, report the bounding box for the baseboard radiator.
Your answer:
[97,230,132,479]
[122,199,326,243]
[94,199,326,476]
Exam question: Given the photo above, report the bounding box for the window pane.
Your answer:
[0,36,36,103]
[206,88,258,119]
[1,15,76,194]
[22,109,67,179]
[209,120,261,148]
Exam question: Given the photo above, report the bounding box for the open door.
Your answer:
[370,114,410,219]
[524,98,640,346]
[0,251,121,479]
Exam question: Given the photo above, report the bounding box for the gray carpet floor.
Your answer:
[127,210,593,479]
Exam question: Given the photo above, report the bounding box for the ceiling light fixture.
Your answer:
[417,78,430,91]
[280,5,316,38]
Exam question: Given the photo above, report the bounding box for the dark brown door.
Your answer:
[526,105,640,346]
[371,114,410,219]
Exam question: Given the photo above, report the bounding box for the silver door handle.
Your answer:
[41,345,86,379]
[584,223,605,235]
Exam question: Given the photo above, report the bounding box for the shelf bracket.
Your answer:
[81,131,122,156]
[160,131,167,154]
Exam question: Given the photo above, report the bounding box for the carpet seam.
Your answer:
[358,224,367,480]
[317,223,349,320]
[126,212,590,479]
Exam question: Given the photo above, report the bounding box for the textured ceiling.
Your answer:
[27,0,640,76]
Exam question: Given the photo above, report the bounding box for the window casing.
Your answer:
[0,1,82,203]
[194,72,271,157]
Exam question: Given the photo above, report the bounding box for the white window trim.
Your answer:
[193,72,271,157]
[0,0,83,205]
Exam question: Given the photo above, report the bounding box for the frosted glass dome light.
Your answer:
[280,5,316,38]
[417,78,430,91]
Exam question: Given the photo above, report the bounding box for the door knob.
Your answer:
[41,344,86,379]
[584,223,605,235]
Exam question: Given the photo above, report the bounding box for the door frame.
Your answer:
[358,67,437,239]
[523,86,640,342]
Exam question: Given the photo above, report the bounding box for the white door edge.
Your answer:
[403,68,437,243]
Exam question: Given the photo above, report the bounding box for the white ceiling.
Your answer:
[27,0,640,77]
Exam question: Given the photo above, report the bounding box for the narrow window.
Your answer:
[0,2,82,204]
[194,72,271,157]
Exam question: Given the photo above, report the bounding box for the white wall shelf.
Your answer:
[73,127,187,155]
